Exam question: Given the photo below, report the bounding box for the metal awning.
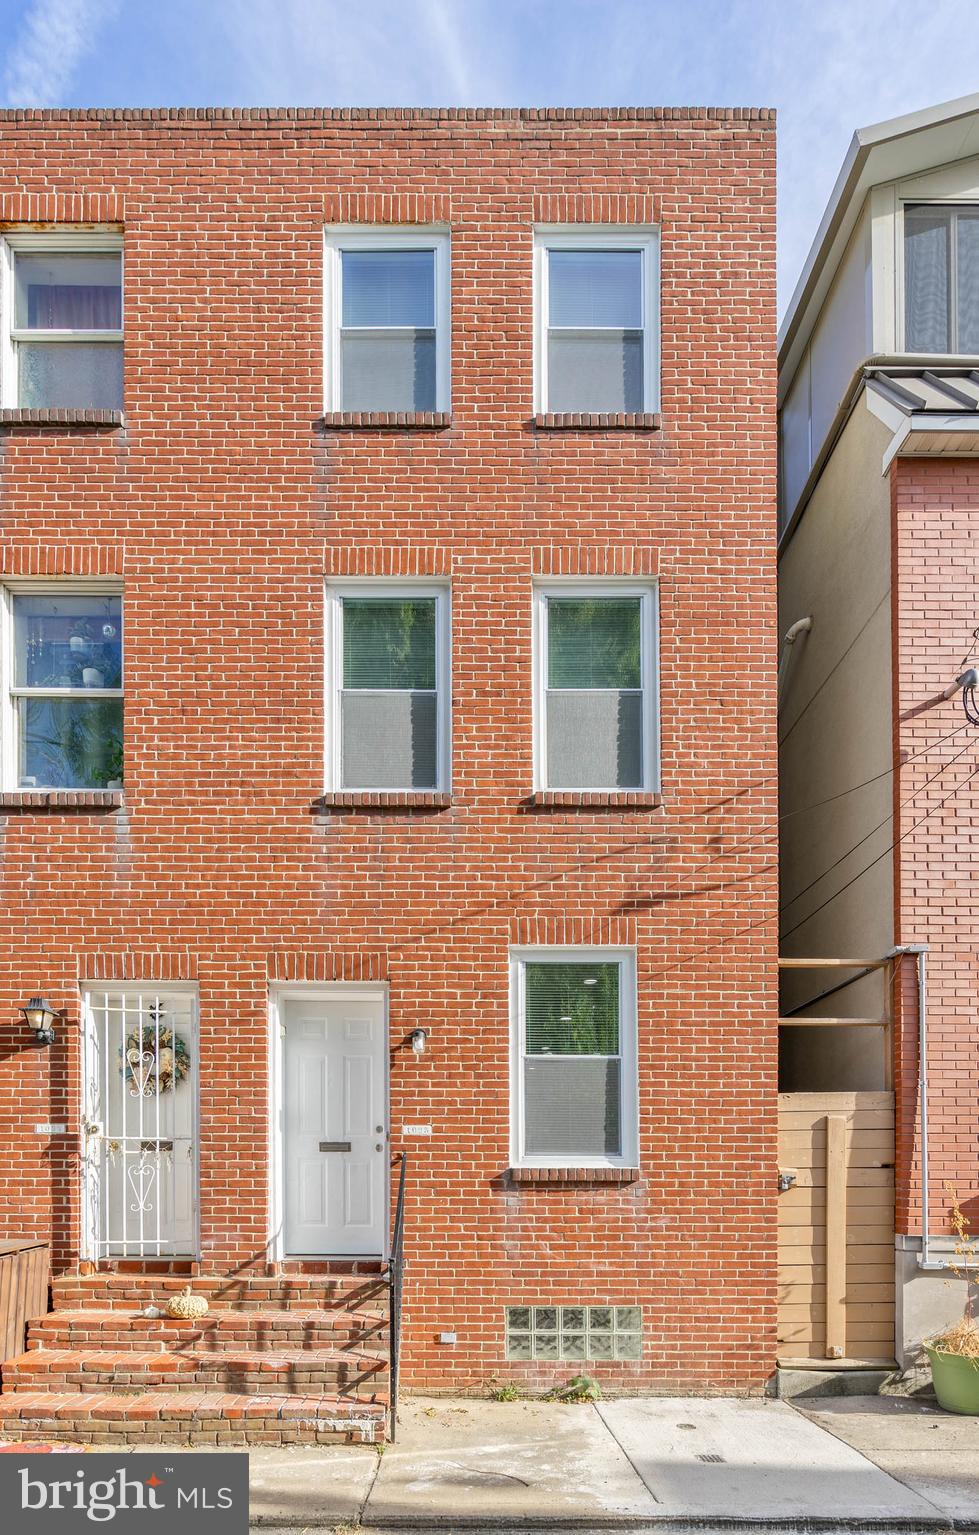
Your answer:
[864,365,979,468]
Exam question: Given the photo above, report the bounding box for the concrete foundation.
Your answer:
[895,1238,974,1369]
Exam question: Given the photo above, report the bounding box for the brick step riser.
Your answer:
[28,1320,389,1350]
[2,1424,379,1446]
[6,1368,388,1396]
[0,1403,386,1447]
[51,1283,387,1312]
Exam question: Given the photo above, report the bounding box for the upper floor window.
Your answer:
[2,235,123,410]
[904,204,979,354]
[326,583,450,791]
[534,230,659,414]
[324,229,450,413]
[533,583,659,792]
[2,588,123,790]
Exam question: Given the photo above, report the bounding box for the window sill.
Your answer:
[509,1166,641,1185]
[313,790,452,813]
[0,408,124,428]
[525,790,662,810]
[321,411,451,431]
[533,411,661,431]
[0,788,123,812]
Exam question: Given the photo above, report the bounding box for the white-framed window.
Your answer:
[533,582,659,792]
[324,228,451,413]
[533,228,659,414]
[1,585,123,790]
[509,947,638,1169]
[1,231,123,410]
[325,581,450,791]
[903,203,979,353]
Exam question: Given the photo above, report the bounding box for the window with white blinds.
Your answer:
[326,584,449,791]
[2,234,123,410]
[534,584,658,792]
[510,949,638,1167]
[905,204,979,353]
[324,230,450,413]
[534,229,659,414]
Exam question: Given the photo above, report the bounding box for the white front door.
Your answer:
[282,992,387,1256]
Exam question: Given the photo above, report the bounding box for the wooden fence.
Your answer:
[777,1092,895,1364]
[0,1240,50,1364]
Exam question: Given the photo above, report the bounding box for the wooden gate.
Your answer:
[777,1092,895,1364]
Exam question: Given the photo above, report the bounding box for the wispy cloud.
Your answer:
[3,0,119,107]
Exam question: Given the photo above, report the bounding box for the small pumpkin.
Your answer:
[165,1285,209,1320]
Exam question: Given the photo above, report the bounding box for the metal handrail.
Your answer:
[387,1152,408,1442]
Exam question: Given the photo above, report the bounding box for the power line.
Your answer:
[779,719,970,826]
[780,730,979,916]
[780,748,979,946]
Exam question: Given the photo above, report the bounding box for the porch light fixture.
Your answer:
[20,995,61,1047]
[408,1027,429,1055]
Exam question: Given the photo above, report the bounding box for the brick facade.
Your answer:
[892,458,979,1243]
[0,107,778,1393]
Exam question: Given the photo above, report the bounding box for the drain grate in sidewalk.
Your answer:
[696,1452,725,1462]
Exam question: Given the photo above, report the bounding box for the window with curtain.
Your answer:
[536,232,658,413]
[9,247,123,410]
[905,205,979,353]
[334,592,446,790]
[513,955,636,1165]
[7,591,123,789]
[537,589,656,790]
[326,233,450,413]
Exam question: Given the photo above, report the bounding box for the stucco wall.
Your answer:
[778,396,894,1089]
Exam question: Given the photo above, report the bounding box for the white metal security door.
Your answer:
[282,993,386,1255]
[82,989,198,1259]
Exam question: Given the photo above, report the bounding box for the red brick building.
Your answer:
[0,106,778,1441]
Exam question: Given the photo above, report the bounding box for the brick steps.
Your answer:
[0,1391,386,1445]
[29,1308,389,1350]
[0,1271,394,1444]
[52,1274,386,1312]
[5,1347,388,1395]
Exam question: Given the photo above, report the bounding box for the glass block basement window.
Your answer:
[505,1305,641,1361]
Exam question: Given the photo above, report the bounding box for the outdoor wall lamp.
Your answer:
[20,996,62,1047]
[408,1028,429,1055]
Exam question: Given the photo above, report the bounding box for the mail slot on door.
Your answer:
[319,1140,352,1152]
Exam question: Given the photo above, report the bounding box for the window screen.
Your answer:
[340,597,439,788]
[340,249,437,412]
[546,248,644,413]
[545,597,643,788]
[12,251,123,410]
[521,961,622,1158]
[905,205,979,353]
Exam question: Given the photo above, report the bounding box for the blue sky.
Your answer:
[2,0,979,314]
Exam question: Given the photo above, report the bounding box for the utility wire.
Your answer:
[778,718,970,826]
[780,748,979,946]
[780,729,979,916]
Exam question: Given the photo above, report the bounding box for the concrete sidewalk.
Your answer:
[797,1393,979,1529]
[5,1394,977,1530]
[245,1394,976,1530]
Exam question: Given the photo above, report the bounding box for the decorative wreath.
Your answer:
[119,1024,191,1095]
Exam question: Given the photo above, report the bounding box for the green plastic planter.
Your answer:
[925,1345,979,1414]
